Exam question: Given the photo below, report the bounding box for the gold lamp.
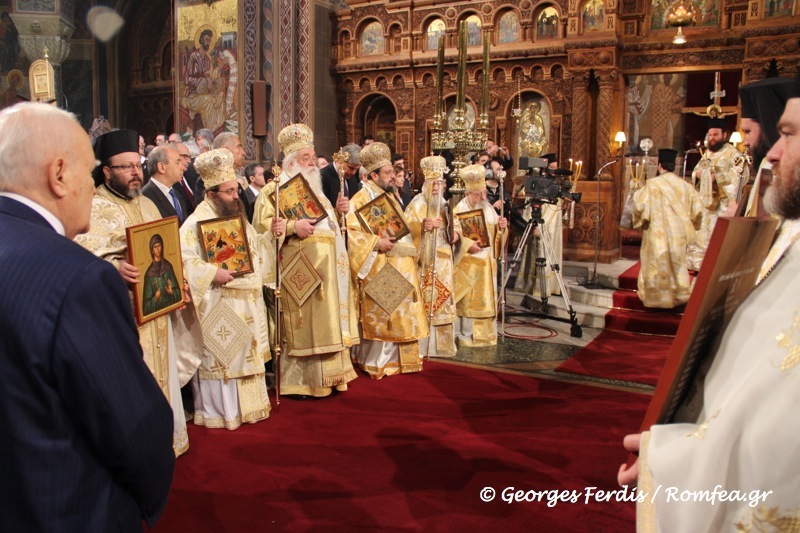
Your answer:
[665,0,696,45]
[614,131,627,154]
[729,131,743,152]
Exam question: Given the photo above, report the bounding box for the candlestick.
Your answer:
[435,35,444,124]
[455,20,466,113]
[479,30,490,128]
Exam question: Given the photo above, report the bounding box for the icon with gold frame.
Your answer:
[126,217,185,325]
[456,209,489,248]
[275,173,328,224]
[355,192,410,240]
[197,215,254,276]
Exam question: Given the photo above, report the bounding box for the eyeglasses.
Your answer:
[216,187,239,196]
[107,163,143,172]
[179,154,191,160]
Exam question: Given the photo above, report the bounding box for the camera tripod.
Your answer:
[499,202,582,338]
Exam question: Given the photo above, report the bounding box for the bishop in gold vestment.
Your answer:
[252,123,358,397]
[179,148,272,430]
[75,129,188,456]
[453,164,508,347]
[346,142,428,377]
[405,155,457,358]
[632,149,703,308]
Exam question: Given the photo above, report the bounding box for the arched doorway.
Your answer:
[355,93,397,150]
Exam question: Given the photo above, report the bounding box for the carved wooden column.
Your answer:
[569,71,590,168]
[595,70,617,180]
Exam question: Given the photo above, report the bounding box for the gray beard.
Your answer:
[764,165,800,220]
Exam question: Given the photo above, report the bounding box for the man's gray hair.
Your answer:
[212,132,237,151]
[196,128,214,143]
[341,143,361,166]
[147,145,171,176]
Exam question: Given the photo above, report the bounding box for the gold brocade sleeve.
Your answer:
[346,188,381,279]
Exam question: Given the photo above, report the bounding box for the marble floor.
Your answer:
[442,307,656,396]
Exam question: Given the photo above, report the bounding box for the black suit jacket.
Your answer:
[0,197,175,532]
[321,163,361,204]
[242,186,257,223]
[142,179,189,222]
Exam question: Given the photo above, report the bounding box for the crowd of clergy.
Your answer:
[71,120,513,457]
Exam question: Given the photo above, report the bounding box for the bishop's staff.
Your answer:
[497,168,507,340]
[424,175,445,360]
[271,164,284,407]
[332,148,349,239]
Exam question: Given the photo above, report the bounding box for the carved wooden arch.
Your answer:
[357,16,385,36]
[392,74,406,89]
[419,13,446,34]
[338,28,351,42]
[350,91,401,134]
[357,76,372,92]
[456,9,484,30]
[493,4,523,24]
[530,0,563,24]
[375,75,389,91]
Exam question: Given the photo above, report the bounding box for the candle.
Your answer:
[481,30,490,118]
[455,20,466,112]
[435,35,444,121]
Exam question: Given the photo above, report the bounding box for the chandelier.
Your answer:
[665,1,696,45]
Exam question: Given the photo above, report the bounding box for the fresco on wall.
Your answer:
[176,0,240,139]
[651,0,719,30]
[624,73,688,152]
[426,19,445,50]
[498,11,520,44]
[536,7,559,40]
[582,0,605,32]
[361,21,385,56]
[764,0,794,18]
[465,15,482,46]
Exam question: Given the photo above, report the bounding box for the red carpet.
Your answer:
[555,330,673,386]
[604,262,684,336]
[155,362,649,532]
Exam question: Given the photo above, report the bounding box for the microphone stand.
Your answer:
[581,159,618,289]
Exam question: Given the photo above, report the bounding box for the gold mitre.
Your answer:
[195,148,237,189]
[359,142,392,174]
[278,123,314,157]
[461,164,487,191]
[420,155,448,181]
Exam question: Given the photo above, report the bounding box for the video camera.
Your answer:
[518,156,582,206]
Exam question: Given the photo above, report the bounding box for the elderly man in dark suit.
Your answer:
[0,103,175,532]
[321,142,362,204]
[143,144,190,222]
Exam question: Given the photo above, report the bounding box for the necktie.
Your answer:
[169,189,184,222]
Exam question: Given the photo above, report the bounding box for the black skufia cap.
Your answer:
[92,129,139,186]
[658,149,678,165]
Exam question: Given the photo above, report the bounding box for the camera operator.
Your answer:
[487,139,514,171]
